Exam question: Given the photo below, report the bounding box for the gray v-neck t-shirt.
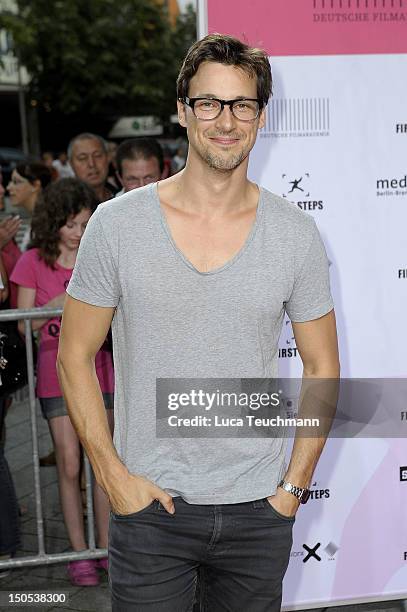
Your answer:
[67,182,334,504]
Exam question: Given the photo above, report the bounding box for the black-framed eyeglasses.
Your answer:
[181,96,262,122]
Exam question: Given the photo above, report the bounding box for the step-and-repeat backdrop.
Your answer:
[200,0,407,607]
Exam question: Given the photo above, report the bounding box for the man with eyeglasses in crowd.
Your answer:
[59,34,339,611]
[115,137,165,196]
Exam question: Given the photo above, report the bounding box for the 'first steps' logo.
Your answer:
[279,319,298,359]
[281,173,324,212]
[309,479,331,500]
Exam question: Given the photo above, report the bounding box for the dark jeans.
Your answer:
[109,496,294,612]
[0,397,21,555]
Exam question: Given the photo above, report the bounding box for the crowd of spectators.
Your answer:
[0,133,187,584]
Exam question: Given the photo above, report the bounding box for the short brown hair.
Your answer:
[176,34,272,108]
[15,162,52,190]
[116,138,164,176]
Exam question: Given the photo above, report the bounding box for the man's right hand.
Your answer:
[107,471,175,516]
[0,215,21,248]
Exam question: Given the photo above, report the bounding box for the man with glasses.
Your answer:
[59,34,339,611]
[115,137,164,195]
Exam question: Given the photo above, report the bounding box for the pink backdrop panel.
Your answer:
[207,0,407,56]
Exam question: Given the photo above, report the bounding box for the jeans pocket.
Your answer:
[263,498,296,522]
[111,500,156,520]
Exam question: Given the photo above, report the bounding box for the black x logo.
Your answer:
[302,542,321,563]
[288,177,304,194]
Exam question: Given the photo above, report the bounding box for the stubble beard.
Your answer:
[202,148,248,171]
[198,137,251,171]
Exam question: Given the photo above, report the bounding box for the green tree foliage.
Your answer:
[171,3,197,84]
[0,0,196,121]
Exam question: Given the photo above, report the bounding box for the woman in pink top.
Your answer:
[11,178,114,586]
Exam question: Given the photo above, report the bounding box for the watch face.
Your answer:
[300,489,311,504]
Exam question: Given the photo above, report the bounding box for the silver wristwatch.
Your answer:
[278,479,311,504]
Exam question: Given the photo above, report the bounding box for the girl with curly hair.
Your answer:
[11,178,113,586]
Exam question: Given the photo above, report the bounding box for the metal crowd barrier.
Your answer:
[0,306,106,570]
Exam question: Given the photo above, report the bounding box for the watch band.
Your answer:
[278,479,311,504]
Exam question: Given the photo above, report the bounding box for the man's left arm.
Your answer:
[267,309,340,517]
